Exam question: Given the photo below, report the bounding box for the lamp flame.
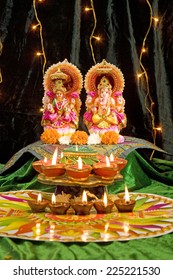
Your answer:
[43,157,47,163]
[124,185,130,203]
[77,156,83,169]
[109,153,114,162]
[52,148,58,165]
[37,193,42,203]
[106,156,110,167]
[82,190,87,203]
[51,193,56,204]
[103,192,108,207]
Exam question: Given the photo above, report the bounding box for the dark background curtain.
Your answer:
[0,0,173,163]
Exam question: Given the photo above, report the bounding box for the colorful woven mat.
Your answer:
[0,190,173,242]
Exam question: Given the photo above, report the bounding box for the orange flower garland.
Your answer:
[71,131,88,145]
[101,131,119,145]
[40,129,60,144]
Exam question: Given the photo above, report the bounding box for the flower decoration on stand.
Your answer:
[70,131,88,145]
[101,131,119,145]
[40,128,60,144]
[87,133,101,145]
[58,136,71,145]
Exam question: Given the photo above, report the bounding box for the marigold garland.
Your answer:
[40,129,60,144]
[71,130,88,145]
[101,131,119,145]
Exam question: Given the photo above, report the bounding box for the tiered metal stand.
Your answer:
[38,172,123,196]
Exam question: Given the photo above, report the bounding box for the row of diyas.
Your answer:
[28,186,136,215]
[32,147,127,181]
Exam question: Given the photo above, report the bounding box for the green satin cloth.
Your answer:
[0,151,173,260]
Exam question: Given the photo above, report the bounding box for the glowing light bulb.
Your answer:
[36,52,43,56]
[141,47,147,53]
[154,126,162,132]
[137,72,145,79]
[32,24,39,30]
[152,17,159,23]
[92,36,101,41]
[85,7,93,12]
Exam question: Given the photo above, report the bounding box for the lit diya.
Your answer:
[71,190,93,215]
[65,156,92,181]
[94,192,114,214]
[27,193,48,213]
[41,148,66,177]
[93,156,118,179]
[32,157,49,173]
[48,193,70,215]
[114,185,136,212]
[109,153,127,171]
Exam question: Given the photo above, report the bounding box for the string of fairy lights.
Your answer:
[85,0,101,65]
[137,0,160,159]
[0,0,160,157]
[32,0,47,75]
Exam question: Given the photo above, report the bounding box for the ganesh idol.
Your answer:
[41,59,83,137]
[83,59,127,142]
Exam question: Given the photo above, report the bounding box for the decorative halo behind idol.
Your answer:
[41,59,83,138]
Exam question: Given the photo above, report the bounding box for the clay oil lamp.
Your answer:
[109,153,127,172]
[65,156,92,181]
[48,193,70,215]
[93,156,118,180]
[94,192,114,214]
[42,148,66,177]
[71,190,93,215]
[32,157,48,174]
[114,186,136,212]
[28,193,48,213]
